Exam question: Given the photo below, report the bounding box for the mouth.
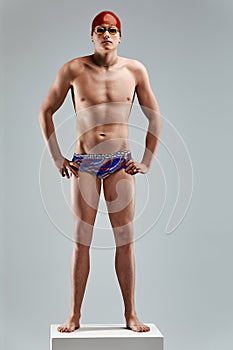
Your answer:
[102,40,112,43]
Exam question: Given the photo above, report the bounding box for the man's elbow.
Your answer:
[155,112,163,134]
[149,113,163,137]
[38,106,53,122]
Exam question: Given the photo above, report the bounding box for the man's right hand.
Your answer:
[54,157,80,179]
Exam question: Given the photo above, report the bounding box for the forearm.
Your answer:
[141,114,162,169]
[38,109,63,164]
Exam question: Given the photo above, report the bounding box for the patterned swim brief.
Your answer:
[72,150,132,179]
[71,150,132,179]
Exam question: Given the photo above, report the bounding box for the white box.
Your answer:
[50,323,164,350]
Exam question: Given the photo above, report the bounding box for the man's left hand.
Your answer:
[125,160,149,175]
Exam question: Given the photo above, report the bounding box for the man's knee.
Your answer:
[73,241,90,252]
[112,221,134,247]
[116,241,133,252]
[73,219,94,246]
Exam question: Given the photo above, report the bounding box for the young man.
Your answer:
[39,10,161,333]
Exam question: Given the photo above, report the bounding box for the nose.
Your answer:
[103,30,110,38]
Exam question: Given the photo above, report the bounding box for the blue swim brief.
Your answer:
[71,150,132,179]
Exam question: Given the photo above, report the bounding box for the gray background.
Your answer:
[1,0,233,349]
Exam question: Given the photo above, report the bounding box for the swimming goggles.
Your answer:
[94,26,119,35]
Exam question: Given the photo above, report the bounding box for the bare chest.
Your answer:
[72,66,136,106]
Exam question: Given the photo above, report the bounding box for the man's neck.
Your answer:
[92,51,118,67]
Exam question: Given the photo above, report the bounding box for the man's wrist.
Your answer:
[140,162,150,172]
[140,159,150,168]
[52,155,65,169]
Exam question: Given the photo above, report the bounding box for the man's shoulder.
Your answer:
[62,55,91,69]
[120,57,147,73]
[59,56,91,81]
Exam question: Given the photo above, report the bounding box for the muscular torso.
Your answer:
[69,55,137,154]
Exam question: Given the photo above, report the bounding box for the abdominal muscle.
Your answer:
[74,102,132,155]
[75,123,129,154]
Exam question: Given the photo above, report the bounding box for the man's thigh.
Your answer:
[103,169,135,245]
[70,172,101,245]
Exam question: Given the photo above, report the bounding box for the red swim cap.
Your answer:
[91,11,121,36]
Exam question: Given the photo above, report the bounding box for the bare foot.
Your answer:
[57,316,80,333]
[125,314,150,332]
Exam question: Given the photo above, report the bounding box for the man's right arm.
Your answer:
[38,62,73,172]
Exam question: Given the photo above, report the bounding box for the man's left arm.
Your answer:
[126,61,162,175]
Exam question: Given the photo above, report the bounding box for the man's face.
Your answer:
[92,24,121,51]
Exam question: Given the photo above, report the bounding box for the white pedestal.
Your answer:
[50,323,164,350]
